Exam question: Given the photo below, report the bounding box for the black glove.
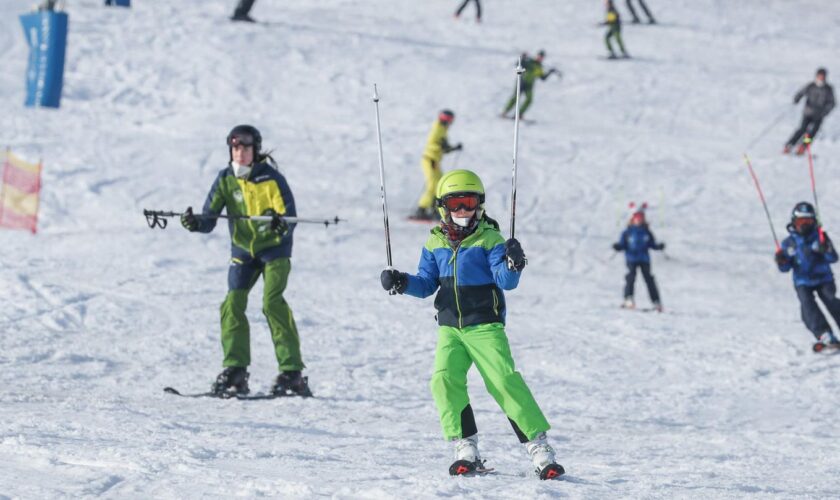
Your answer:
[380,269,408,294]
[655,242,666,251]
[180,207,198,232]
[505,238,527,272]
[612,243,622,251]
[270,213,289,236]
[775,250,789,265]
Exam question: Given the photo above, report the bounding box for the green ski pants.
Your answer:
[605,25,627,55]
[430,322,550,441]
[503,85,535,117]
[219,257,305,371]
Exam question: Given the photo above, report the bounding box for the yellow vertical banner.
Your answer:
[0,148,43,234]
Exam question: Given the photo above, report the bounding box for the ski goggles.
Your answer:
[794,217,816,230]
[440,194,481,212]
[227,134,255,147]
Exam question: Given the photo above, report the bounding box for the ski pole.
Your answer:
[143,210,343,229]
[742,154,780,251]
[744,108,790,151]
[373,84,397,294]
[509,57,524,241]
[803,135,825,244]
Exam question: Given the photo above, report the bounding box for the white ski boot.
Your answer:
[449,435,483,476]
[525,432,565,480]
[622,297,635,309]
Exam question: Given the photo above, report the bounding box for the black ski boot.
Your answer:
[271,371,313,397]
[211,367,250,396]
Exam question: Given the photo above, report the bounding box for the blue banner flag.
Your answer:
[105,0,131,6]
[19,11,69,108]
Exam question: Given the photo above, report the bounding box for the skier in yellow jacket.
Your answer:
[411,110,463,221]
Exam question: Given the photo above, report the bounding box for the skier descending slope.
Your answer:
[380,170,564,480]
[180,125,313,397]
[784,68,835,155]
[775,202,840,352]
[612,204,665,312]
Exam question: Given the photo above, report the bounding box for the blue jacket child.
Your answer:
[776,201,840,349]
[612,209,665,310]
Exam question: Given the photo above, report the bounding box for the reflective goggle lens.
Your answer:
[228,134,254,147]
[443,195,480,212]
[794,217,815,229]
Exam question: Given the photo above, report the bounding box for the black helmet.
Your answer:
[791,201,816,221]
[438,109,455,124]
[791,201,817,235]
[226,124,262,160]
[817,67,828,78]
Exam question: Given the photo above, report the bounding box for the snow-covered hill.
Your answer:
[2,0,840,497]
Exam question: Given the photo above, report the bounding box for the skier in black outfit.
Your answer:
[454,0,481,22]
[784,68,835,155]
[626,0,656,24]
[232,0,257,22]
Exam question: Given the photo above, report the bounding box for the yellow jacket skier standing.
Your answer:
[411,110,462,221]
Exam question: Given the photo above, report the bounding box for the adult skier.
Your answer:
[410,110,463,222]
[501,50,559,120]
[775,202,840,351]
[381,170,564,480]
[604,0,630,59]
[626,0,656,24]
[454,0,481,23]
[180,125,312,397]
[784,68,835,155]
[612,206,665,311]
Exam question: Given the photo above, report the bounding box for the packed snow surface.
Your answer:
[2,0,840,497]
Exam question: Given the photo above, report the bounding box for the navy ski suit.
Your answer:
[614,225,663,302]
[778,228,840,338]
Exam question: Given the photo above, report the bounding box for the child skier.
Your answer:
[775,202,840,352]
[380,169,564,479]
[604,0,630,59]
[612,206,664,311]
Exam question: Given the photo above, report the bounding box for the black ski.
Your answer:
[163,387,313,400]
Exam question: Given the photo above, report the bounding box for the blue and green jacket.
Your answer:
[196,161,296,261]
[405,218,520,328]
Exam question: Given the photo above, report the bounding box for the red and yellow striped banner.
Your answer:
[0,149,42,234]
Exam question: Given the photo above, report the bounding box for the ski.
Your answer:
[163,387,312,400]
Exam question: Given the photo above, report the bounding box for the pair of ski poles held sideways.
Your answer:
[143,210,343,230]
[373,60,528,295]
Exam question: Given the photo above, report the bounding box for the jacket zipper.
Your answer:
[452,241,463,328]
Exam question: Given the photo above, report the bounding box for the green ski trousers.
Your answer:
[429,322,550,441]
[503,85,535,117]
[219,257,304,371]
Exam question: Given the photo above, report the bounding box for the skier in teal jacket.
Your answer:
[380,169,564,480]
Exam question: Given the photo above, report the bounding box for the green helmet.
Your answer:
[435,169,486,221]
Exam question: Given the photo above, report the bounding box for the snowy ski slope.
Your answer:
[2,0,840,497]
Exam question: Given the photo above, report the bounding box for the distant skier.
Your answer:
[410,110,463,222]
[626,0,656,24]
[454,0,481,23]
[500,50,559,120]
[784,68,835,155]
[612,205,664,311]
[231,0,257,22]
[381,170,565,480]
[775,202,840,352]
[604,0,630,59]
[180,125,312,397]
